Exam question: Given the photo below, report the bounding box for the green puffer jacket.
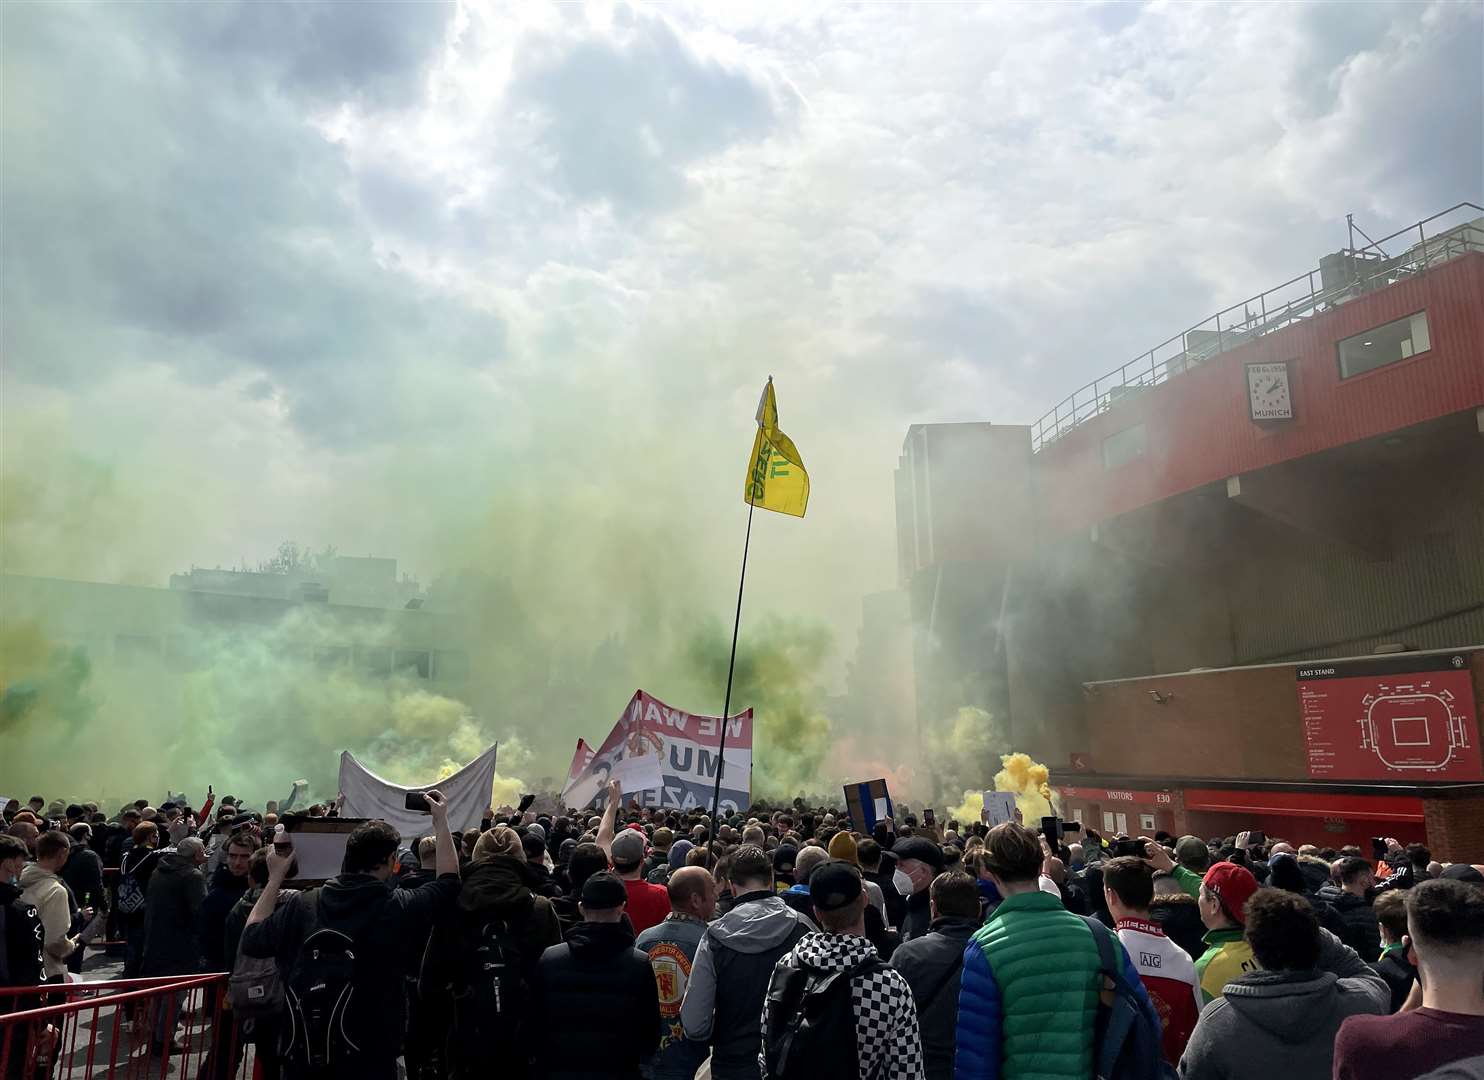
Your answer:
[954,890,1138,1080]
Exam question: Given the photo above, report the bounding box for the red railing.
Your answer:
[0,974,250,1079]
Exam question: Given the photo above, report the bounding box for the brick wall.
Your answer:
[1422,796,1484,863]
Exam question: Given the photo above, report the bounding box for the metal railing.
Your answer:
[1030,202,1484,452]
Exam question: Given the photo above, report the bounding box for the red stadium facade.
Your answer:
[895,204,1484,858]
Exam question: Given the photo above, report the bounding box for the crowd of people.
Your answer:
[1,784,1482,1080]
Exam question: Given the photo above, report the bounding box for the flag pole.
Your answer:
[709,496,755,845]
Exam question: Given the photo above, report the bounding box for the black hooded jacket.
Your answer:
[1315,886,1381,962]
[0,880,44,1001]
[533,920,660,1080]
[199,865,250,971]
[240,870,460,1059]
[426,855,561,986]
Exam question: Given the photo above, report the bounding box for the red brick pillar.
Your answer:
[1422,795,1484,862]
[1168,789,1189,838]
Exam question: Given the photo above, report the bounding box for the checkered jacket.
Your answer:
[762,931,925,1080]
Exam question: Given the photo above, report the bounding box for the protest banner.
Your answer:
[844,778,894,834]
[564,690,753,813]
[982,790,1017,826]
[338,743,499,837]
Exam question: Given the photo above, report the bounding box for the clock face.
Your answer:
[1247,362,1293,421]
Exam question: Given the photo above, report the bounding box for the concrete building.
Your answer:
[896,203,1484,858]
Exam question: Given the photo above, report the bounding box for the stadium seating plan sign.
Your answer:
[1296,653,1482,781]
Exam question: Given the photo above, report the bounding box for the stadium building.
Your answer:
[896,203,1484,859]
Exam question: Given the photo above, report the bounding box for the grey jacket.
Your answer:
[679,890,815,1080]
[889,916,979,1080]
[1179,930,1388,1080]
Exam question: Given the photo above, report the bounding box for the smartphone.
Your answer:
[923,808,936,827]
[1041,815,1062,847]
[1111,838,1149,859]
[1371,837,1388,860]
[1062,822,1083,833]
[404,791,432,813]
[1248,830,1265,847]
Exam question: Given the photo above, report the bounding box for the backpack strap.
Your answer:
[1080,914,1119,1005]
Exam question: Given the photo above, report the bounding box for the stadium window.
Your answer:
[434,650,470,681]
[394,649,431,678]
[356,646,392,677]
[1102,423,1147,470]
[1337,311,1431,379]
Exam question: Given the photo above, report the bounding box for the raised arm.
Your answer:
[596,779,621,861]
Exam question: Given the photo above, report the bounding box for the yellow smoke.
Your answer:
[948,751,1059,827]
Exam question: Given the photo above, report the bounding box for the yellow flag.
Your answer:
[743,378,809,517]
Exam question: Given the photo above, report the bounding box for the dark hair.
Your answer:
[1244,889,1320,971]
[930,871,980,920]
[1337,856,1373,887]
[36,829,71,862]
[343,821,401,873]
[65,804,84,820]
[68,822,91,843]
[227,831,260,854]
[1406,843,1432,870]
[1102,856,1155,910]
[566,842,609,893]
[247,848,271,886]
[1407,878,1484,949]
[521,833,546,862]
[0,834,26,863]
[983,823,1043,883]
[730,844,772,887]
[857,838,882,869]
[1373,889,1409,942]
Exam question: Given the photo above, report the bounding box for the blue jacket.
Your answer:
[954,889,1152,1080]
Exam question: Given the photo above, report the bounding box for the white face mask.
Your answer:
[893,868,914,896]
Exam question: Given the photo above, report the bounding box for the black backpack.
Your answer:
[762,953,878,1080]
[282,894,362,1072]
[446,917,531,1071]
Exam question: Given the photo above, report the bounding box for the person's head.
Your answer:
[741,824,766,848]
[1406,878,1484,999]
[1174,835,1210,873]
[810,861,867,935]
[929,871,980,921]
[68,822,91,847]
[1244,889,1321,972]
[64,803,84,824]
[225,831,259,878]
[610,829,648,878]
[794,844,831,888]
[1066,842,1085,870]
[685,844,715,870]
[857,837,882,871]
[0,834,27,883]
[133,821,158,848]
[651,826,674,854]
[177,836,208,867]
[772,844,799,883]
[7,821,39,855]
[1373,888,1409,947]
[521,832,547,864]
[1102,856,1155,920]
[894,835,946,894]
[668,866,717,921]
[1405,843,1431,872]
[731,844,774,893]
[343,820,402,879]
[34,829,70,871]
[121,807,142,828]
[473,825,525,864]
[27,797,44,813]
[415,835,437,867]
[1336,856,1374,896]
[1199,863,1259,930]
[979,823,1042,891]
[579,872,628,924]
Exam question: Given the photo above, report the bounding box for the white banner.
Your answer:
[337,744,499,840]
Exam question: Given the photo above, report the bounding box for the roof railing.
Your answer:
[1030,202,1484,452]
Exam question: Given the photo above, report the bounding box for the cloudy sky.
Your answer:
[3,0,1481,658]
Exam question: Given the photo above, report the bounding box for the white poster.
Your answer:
[338,744,499,839]
[982,791,1017,826]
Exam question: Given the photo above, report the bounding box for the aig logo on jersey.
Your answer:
[1140,951,1163,969]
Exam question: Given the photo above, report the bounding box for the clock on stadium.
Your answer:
[1245,360,1294,422]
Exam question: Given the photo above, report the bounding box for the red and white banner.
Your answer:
[562,690,753,812]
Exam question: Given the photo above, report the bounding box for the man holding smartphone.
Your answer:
[241,789,460,1080]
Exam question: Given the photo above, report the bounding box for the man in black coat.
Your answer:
[533,872,659,1080]
[889,870,980,1080]
[1316,856,1382,962]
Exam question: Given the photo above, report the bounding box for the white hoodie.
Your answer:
[19,862,75,978]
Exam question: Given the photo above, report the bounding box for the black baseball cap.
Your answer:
[810,860,864,913]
